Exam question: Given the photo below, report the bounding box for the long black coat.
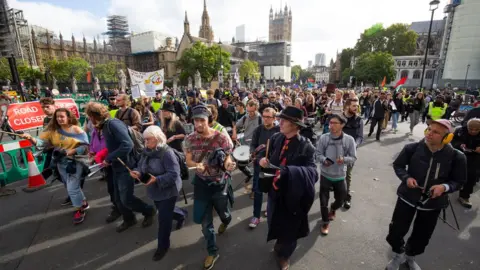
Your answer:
[264,133,317,242]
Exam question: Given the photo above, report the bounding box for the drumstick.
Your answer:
[265,139,270,158]
[117,157,156,181]
[0,130,21,136]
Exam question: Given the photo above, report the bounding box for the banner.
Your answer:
[128,68,164,96]
[7,98,79,131]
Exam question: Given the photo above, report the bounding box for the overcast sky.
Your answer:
[12,0,448,68]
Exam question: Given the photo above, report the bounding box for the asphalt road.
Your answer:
[0,121,479,270]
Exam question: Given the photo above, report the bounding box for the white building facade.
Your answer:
[392,55,440,89]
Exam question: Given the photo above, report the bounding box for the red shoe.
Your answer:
[73,209,85,224]
[328,209,336,221]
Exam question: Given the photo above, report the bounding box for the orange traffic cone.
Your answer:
[23,151,47,193]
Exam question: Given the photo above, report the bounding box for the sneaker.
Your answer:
[343,199,351,210]
[204,254,220,270]
[105,209,121,223]
[328,209,336,221]
[264,211,268,218]
[73,209,85,224]
[61,197,72,206]
[385,252,406,270]
[218,223,228,235]
[116,219,137,233]
[320,224,329,235]
[249,217,260,228]
[81,201,90,210]
[458,197,472,209]
[405,255,421,270]
[152,248,169,261]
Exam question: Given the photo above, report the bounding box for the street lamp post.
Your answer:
[464,64,470,88]
[419,0,440,90]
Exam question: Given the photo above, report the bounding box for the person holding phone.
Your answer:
[315,114,357,235]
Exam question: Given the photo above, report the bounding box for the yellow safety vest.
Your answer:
[428,102,447,120]
[212,122,224,132]
[109,109,118,119]
[151,100,164,113]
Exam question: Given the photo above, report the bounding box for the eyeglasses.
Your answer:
[329,121,342,125]
[262,115,274,119]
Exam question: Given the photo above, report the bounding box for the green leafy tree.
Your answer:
[299,69,314,82]
[355,23,417,56]
[0,58,11,81]
[0,58,43,85]
[44,57,90,82]
[176,42,231,85]
[340,48,354,73]
[384,23,417,56]
[291,65,302,81]
[94,61,126,82]
[239,60,260,81]
[354,52,395,85]
[341,68,353,84]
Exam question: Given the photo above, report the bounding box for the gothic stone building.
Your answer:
[269,5,292,42]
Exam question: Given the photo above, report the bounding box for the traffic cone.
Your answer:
[23,151,48,193]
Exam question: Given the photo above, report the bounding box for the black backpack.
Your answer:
[160,146,189,180]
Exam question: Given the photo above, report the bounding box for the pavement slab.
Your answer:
[0,121,479,270]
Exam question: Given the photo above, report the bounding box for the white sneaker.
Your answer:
[385,252,406,270]
[405,255,421,270]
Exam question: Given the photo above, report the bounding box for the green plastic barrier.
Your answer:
[0,148,46,184]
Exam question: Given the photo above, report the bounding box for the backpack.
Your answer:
[159,146,189,180]
[106,118,144,163]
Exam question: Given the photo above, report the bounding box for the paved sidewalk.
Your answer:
[0,121,479,270]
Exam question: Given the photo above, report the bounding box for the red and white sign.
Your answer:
[0,139,32,152]
[6,98,80,131]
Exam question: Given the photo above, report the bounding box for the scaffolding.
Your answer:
[0,0,36,66]
[104,15,130,52]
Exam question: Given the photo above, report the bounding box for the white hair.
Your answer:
[143,125,167,147]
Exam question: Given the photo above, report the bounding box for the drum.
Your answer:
[232,145,250,167]
[306,117,316,126]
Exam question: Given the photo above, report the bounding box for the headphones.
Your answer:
[424,128,454,145]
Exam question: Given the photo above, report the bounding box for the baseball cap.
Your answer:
[191,105,211,119]
[430,119,454,133]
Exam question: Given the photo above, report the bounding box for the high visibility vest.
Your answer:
[151,100,164,113]
[428,102,447,120]
[212,122,224,132]
[109,109,118,119]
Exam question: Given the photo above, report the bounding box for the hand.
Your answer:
[336,157,344,165]
[460,144,467,151]
[475,147,480,154]
[430,184,446,198]
[19,133,32,140]
[231,134,237,141]
[323,160,332,167]
[166,136,175,143]
[145,175,157,186]
[407,177,419,189]
[102,160,111,167]
[259,157,269,168]
[225,160,236,172]
[66,149,76,156]
[88,152,95,157]
[130,171,140,180]
[196,163,206,173]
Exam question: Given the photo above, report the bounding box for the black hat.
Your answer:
[192,105,211,119]
[161,102,176,114]
[277,106,306,127]
[187,91,196,98]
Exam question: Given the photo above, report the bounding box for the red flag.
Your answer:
[394,77,407,88]
[86,71,92,83]
[381,76,386,87]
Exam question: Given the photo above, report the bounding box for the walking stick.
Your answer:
[181,188,188,204]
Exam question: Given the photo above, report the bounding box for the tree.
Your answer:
[239,60,260,81]
[340,48,354,73]
[354,23,417,56]
[354,52,395,85]
[384,23,417,56]
[94,61,126,82]
[44,57,90,82]
[0,58,11,81]
[341,68,353,84]
[176,42,231,84]
[0,58,43,85]
[291,65,301,81]
[299,69,314,82]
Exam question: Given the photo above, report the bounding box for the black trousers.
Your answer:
[368,117,384,140]
[386,198,441,256]
[105,166,118,211]
[319,176,347,223]
[459,168,478,200]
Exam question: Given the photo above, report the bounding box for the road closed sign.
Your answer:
[7,98,80,131]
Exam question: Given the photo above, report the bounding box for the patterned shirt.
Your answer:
[183,130,233,182]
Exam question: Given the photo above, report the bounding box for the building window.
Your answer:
[414,60,418,66]
[397,61,401,67]
[425,70,434,79]
[408,61,413,66]
[402,61,406,67]
[401,70,409,78]
[413,70,421,79]
[427,60,431,66]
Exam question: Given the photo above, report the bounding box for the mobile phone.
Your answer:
[325,157,335,165]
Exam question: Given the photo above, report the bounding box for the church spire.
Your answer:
[184,11,190,35]
[199,0,214,41]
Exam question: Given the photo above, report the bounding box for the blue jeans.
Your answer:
[193,176,232,256]
[252,162,263,218]
[112,165,154,222]
[154,196,178,250]
[267,191,297,259]
[392,112,399,129]
[57,159,85,208]
[363,106,371,119]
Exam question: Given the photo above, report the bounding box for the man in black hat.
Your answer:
[186,91,202,123]
[165,92,186,121]
[217,95,237,140]
[259,106,317,270]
